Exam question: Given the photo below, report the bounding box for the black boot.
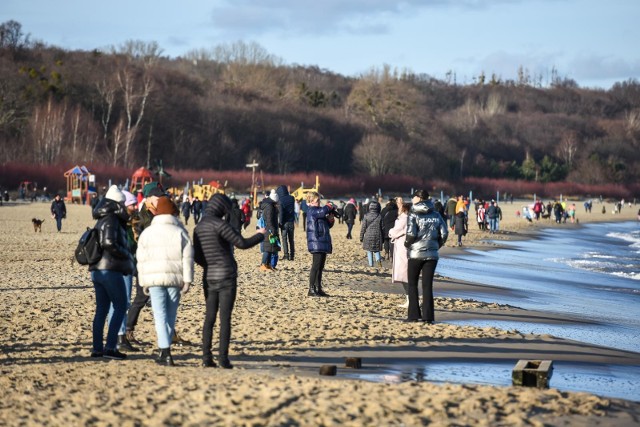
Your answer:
[117,334,139,352]
[156,348,175,366]
[126,330,143,346]
[218,356,233,369]
[316,285,329,297]
[202,354,216,368]
[308,283,318,297]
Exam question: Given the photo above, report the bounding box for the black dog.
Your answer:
[32,218,44,232]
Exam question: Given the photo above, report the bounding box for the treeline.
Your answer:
[1,20,640,187]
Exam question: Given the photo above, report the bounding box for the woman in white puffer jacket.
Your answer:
[136,196,194,366]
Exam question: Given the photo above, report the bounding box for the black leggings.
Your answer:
[407,259,438,321]
[203,281,237,358]
[309,253,327,289]
[126,277,148,331]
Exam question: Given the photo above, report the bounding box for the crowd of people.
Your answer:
[82,183,636,367]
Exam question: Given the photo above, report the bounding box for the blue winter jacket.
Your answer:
[306,205,332,254]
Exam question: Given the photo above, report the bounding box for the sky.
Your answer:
[2,0,639,89]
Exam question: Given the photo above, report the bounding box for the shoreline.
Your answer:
[1,201,640,425]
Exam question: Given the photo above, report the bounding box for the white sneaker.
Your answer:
[398,296,409,308]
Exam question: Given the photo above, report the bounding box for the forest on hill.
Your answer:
[1,20,640,197]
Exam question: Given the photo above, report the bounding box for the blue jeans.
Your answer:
[107,274,133,335]
[55,216,63,232]
[149,287,181,349]
[489,218,497,232]
[367,251,381,266]
[261,251,277,267]
[91,270,128,352]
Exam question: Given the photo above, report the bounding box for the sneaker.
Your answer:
[259,264,274,272]
[90,351,103,358]
[103,349,127,360]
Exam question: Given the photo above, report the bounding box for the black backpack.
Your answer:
[75,227,102,265]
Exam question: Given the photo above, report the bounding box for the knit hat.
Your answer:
[105,185,125,203]
[142,182,164,198]
[155,196,176,216]
[122,190,137,207]
[269,189,279,203]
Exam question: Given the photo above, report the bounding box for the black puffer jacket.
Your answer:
[259,197,280,253]
[360,201,383,251]
[381,202,398,235]
[89,198,135,274]
[275,185,296,225]
[194,194,264,287]
[405,199,448,260]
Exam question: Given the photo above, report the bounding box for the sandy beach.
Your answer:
[1,198,639,426]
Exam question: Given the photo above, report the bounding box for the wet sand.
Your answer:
[1,200,639,426]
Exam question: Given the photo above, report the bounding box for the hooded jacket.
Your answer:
[380,201,399,235]
[360,201,383,252]
[405,199,448,260]
[275,185,296,225]
[343,201,357,224]
[194,194,264,286]
[306,205,333,254]
[90,198,135,274]
[258,197,280,253]
[136,214,194,288]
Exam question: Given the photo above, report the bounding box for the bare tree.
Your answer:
[558,131,578,169]
[112,40,160,167]
[30,97,67,164]
[353,133,405,176]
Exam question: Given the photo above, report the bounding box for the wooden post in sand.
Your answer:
[512,360,553,388]
[319,365,337,376]
[345,357,362,369]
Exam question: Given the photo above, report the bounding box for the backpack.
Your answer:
[75,227,102,265]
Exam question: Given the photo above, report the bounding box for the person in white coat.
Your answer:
[389,202,411,307]
[136,197,194,366]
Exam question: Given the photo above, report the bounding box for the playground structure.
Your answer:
[290,175,321,202]
[64,165,95,204]
[129,167,154,195]
[167,180,226,201]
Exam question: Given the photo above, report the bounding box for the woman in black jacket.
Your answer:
[194,194,265,369]
[89,185,135,360]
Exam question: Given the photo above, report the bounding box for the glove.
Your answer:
[181,282,190,294]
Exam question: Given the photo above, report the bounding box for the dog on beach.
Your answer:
[32,218,44,232]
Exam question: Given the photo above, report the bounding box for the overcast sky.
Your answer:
[3,0,639,89]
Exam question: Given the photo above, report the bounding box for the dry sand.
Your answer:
[1,199,639,426]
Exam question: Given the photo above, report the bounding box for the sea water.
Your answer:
[436,220,640,353]
[344,221,640,401]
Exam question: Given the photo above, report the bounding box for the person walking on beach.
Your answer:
[259,190,280,271]
[389,202,411,307]
[193,194,266,369]
[276,185,296,261]
[343,198,357,239]
[404,190,448,323]
[306,191,335,297]
[181,196,191,225]
[136,196,193,366]
[454,203,468,246]
[360,200,384,268]
[50,194,66,232]
[446,196,457,230]
[486,200,498,234]
[192,197,203,224]
[241,197,252,230]
[300,198,308,231]
[227,197,245,233]
[476,201,486,231]
[89,185,134,360]
[380,197,399,260]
